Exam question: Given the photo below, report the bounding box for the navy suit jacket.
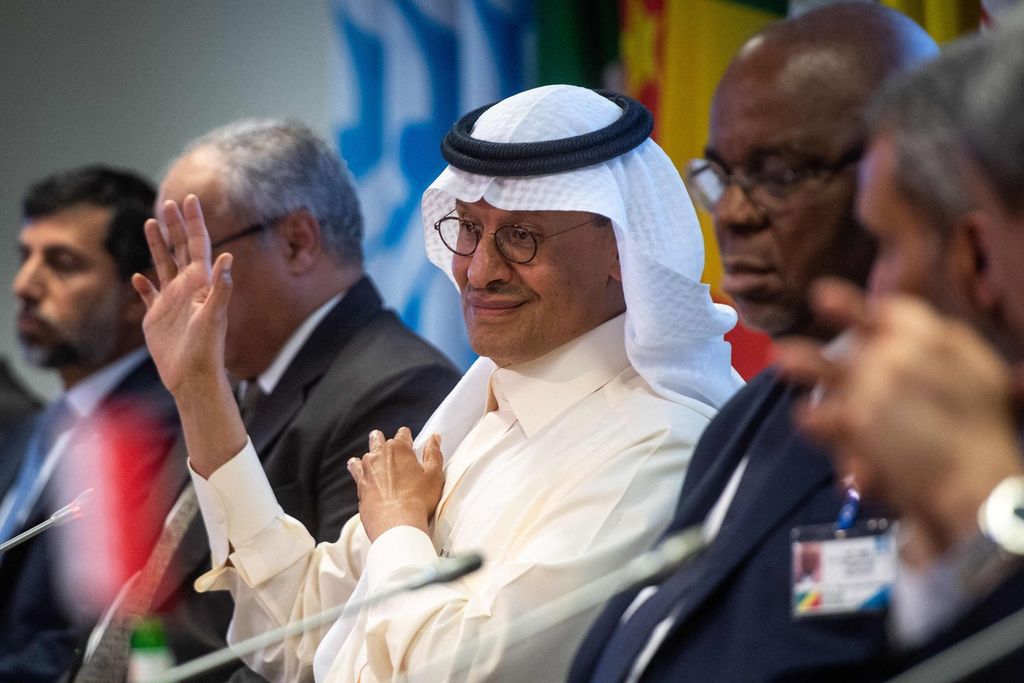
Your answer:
[570,370,890,682]
[141,277,461,682]
[0,356,181,683]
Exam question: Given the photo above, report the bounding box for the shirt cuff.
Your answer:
[364,525,439,593]
[190,436,283,567]
[891,553,965,649]
[891,519,1024,651]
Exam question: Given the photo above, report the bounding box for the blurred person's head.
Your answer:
[857,34,986,320]
[687,2,937,339]
[422,84,741,407]
[159,119,364,380]
[859,14,1024,361]
[957,17,1024,360]
[15,166,155,388]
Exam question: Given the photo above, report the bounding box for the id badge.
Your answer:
[790,518,896,619]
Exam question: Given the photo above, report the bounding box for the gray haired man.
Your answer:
[72,120,459,682]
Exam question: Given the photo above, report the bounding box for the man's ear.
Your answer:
[960,209,998,313]
[279,210,322,273]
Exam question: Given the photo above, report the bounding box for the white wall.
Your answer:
[0,0,334,397]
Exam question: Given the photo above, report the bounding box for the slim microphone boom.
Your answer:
[407,551,484,588]
[0,488,94,555]
[149,551,485,683]
[887,605,1024,683]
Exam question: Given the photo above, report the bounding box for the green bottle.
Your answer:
[128,616,173,683]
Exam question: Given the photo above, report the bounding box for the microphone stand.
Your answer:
[0,488,93,555]
[887,603,1024,683]
[403,524,707,682]
[148,552,484,683]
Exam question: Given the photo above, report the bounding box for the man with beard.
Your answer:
[0,166,181,682]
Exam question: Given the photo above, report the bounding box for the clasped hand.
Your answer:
[348,427,445,542]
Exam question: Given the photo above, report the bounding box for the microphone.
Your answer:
[408,551,484,589]
[149,551,485,683]
[405,524,707,681]
[0,488,94,555]
[887,604,1024,683]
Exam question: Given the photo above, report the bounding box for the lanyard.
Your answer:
[835,482,861,531]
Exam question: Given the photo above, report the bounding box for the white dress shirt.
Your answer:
[246,292,343,395]
[190,315,715,682]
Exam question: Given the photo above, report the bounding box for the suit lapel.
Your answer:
[247,277,382,456]
[0,423,34,502]
[667,375,790,534]
[655,384,835,636]
[674,419,833,615]
[590,380,837,683]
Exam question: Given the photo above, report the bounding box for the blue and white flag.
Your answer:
[329,0,535,368]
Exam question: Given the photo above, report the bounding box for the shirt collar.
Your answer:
[487,313,629,437]
[256,292,344,395]
[63,347,149,420]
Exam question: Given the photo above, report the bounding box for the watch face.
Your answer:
[981,476,1024,556]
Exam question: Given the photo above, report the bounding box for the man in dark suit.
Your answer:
[72,120,460,681]
[569,5,939,682]
[0,166,182,682]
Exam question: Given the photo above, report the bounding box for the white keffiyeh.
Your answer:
[417,85,740,445]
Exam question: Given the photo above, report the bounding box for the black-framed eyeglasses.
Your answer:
[210,219,281,250]
[433,211,603,265]
[684,146,863,216]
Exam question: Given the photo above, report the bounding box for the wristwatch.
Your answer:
[978,475,1024,556]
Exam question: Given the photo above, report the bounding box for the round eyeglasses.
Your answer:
[684,147,862,216]
[433,212,603,265]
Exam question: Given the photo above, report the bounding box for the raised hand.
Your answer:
[132,195,234,396]
[132,195,246,478]
[347,427,445,542]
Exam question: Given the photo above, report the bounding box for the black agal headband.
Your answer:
[440,89,654,178]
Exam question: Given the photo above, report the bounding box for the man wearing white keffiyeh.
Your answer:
[132,85,741,682]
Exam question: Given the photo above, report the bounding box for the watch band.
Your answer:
[979,475,1024,556]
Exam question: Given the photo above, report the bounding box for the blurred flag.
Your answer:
[55,402,175,616]
[881,1,980,40]
[328,0,536,370]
